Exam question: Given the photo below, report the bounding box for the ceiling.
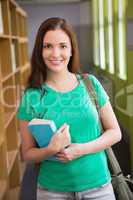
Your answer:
[16,0,88,4]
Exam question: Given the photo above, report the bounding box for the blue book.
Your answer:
[27,118,58,161]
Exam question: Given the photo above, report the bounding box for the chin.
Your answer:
[47,65,67,72]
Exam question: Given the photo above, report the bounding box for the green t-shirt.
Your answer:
[17,74,111,192]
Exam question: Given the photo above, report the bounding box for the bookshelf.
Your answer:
[0,0,30,199]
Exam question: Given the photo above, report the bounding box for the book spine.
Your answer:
[0,2,4,34]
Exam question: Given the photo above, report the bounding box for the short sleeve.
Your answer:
[16,90,33,121]
[88,75,109,108]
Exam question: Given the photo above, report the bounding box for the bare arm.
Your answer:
[19,120,71,163]
[57,101,122,161]
[79,101,122,154]
[19,120,55,163]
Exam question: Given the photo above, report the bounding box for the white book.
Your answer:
[11,43,17,72]
[0,2,3,34]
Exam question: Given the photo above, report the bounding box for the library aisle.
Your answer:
[0,0,30,199]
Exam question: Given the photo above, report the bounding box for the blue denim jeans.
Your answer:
[37,182,116,200]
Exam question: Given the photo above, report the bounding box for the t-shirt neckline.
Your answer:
[44,74,81,94]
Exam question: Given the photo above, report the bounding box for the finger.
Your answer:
[64,125,70,132]
[57,123,68,133]
[65,145,70,149]
[67,125,70,132]
[58,158,68,162]
[56,154,67,159]
[57,151,68,157]
[56,153,69,159]
[58,150,65,154]
[56,155,67,160]
[56,153,64,156]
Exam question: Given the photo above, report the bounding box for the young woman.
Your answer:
[17,17,121,200]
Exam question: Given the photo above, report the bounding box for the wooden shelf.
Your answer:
[21,62,30,71]
[19,42,29,66]
[0,0,30,199]
[2,72,14,83]
[0,141,8,199]
[8,186,20,200]
[20,63,30,88]
[0,137,4,147]
[11,35,18,39]
[4,111,15,129]
[18,153,26,182]
[9,0,17,36]
[17,6,27,17]
[0,38,12,79]
[0,181,7,200]
[19,37,28,43]
[9,153,21,188]
[14,70,21,105]
[2,76,16,127]
[0,107,4,146]
[16,9,27,37]
[0,0,10,35]
[10,0,18,7]
[0,34,11,39]
[7,150,18,175]
[5,115,18,149]
[2,69,20,83]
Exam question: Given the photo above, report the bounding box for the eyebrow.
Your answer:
[43,42,68,45]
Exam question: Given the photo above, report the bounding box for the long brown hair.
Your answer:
[27,17,81,89]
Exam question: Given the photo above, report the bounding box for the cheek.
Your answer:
[63,50,72,59]
[42,53,50,66]
[42,50,49,59]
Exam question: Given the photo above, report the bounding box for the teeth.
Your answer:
[50,60,62,64]
[50,60,62,61]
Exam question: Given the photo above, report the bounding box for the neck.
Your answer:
[46,69,72,83]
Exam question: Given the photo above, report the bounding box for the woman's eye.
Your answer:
[61,45,67,49]
[43,44,52,49]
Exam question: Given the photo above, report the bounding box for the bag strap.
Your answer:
[30,87,47,119]
[81,73,122,176]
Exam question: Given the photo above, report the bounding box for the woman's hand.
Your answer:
[48,123,71,154]
[56,143,82,162]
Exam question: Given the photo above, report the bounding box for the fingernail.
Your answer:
[63,123,68,127]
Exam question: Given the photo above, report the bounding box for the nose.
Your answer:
[52,47,60,57]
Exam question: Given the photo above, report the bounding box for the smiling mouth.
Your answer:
[49,60,63,65]
[49,60,63,61]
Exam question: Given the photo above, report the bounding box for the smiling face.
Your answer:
[42,29,72,73]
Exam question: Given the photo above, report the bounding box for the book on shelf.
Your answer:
[27,118,58,161]
[0,1,4,34]
[11,43,17,72]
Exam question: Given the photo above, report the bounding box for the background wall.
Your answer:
[92,0,133,171]
[79,1,93,69]
[19,1,93,68]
